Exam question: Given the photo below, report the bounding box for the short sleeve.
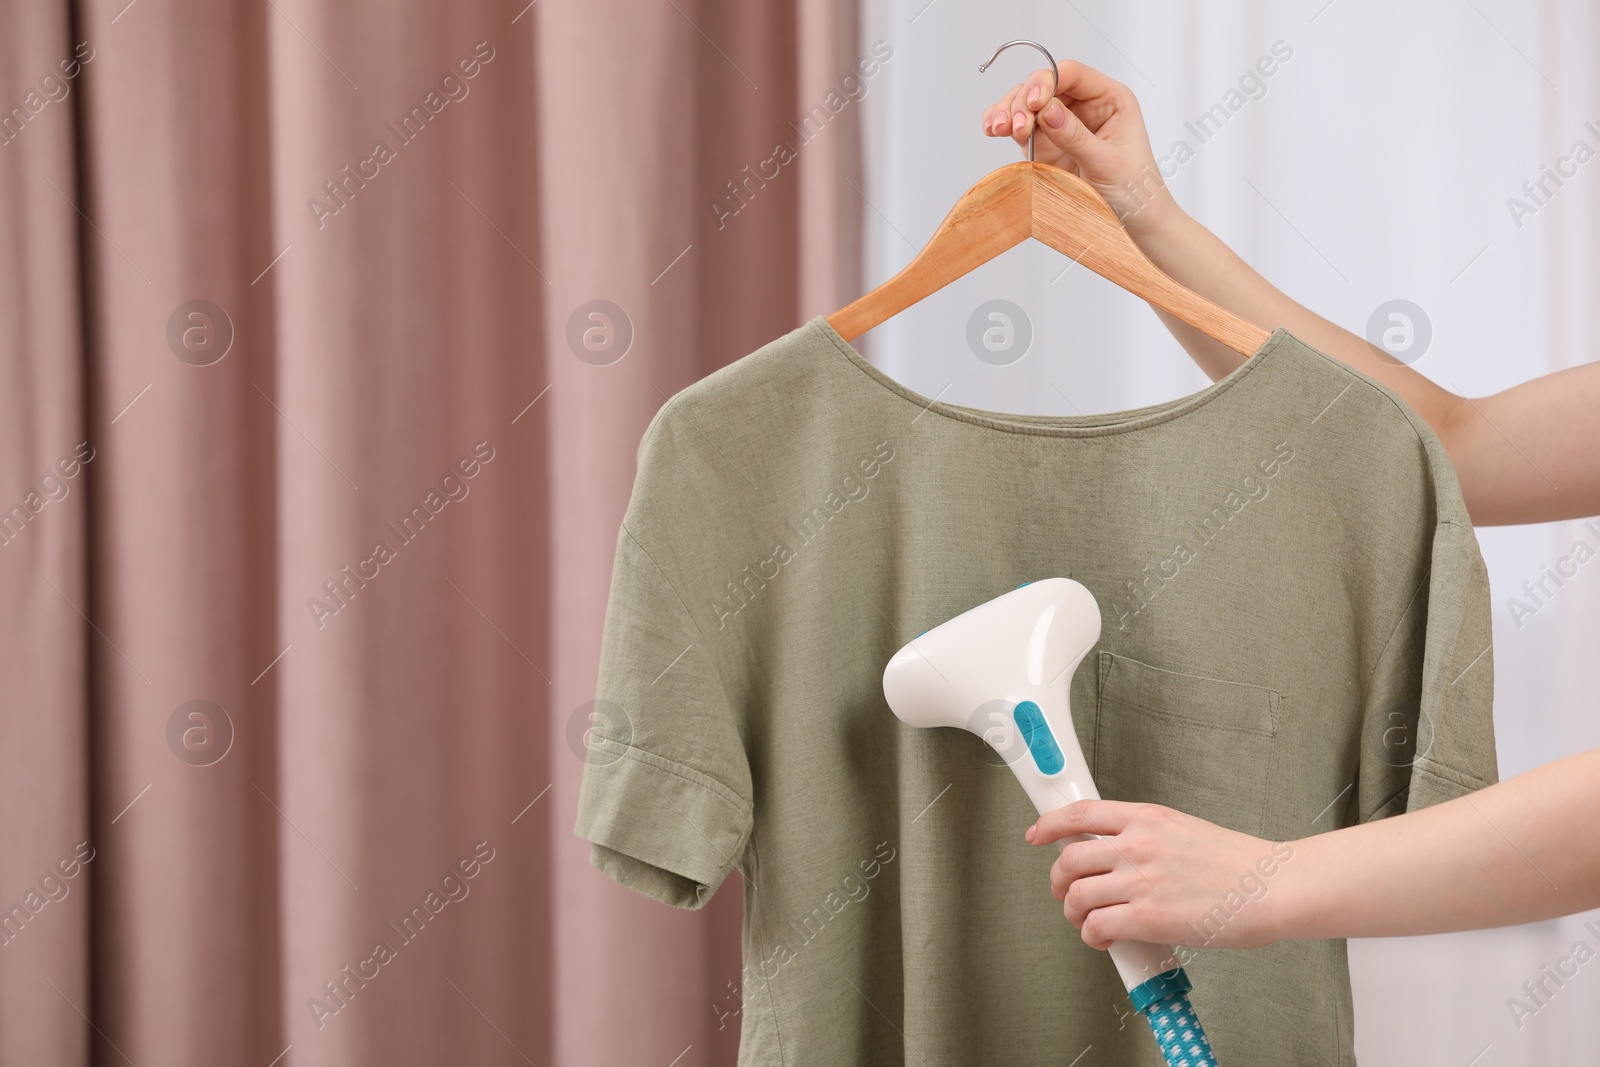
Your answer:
[1357,519,1499,821]
[573,523,754,909]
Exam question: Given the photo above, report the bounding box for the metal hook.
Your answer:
[978,39,1059,163]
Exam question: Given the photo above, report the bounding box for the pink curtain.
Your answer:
[0,0,860,1064]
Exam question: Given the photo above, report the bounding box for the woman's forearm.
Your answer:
[1270,750,1600,940]
[1133,203,1457,418]
[1036,750,1600,948]
[981,57,1598,523]
[1134,203,1600,525]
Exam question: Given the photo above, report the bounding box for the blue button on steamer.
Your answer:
[1012,700,1065,774]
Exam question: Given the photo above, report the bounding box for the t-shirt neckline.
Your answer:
[806,314,1293,438]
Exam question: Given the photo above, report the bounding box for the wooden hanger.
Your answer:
[827,40,1271,358]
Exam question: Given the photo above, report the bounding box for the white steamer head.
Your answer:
[879,576,1177,991]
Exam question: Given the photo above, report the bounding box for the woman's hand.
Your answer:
[1026,799,1296,951]
[981,59,1179,236]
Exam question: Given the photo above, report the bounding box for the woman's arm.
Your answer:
[1135,206,1600,526]
[986,61,1600,526]
[1025,749,1600,949]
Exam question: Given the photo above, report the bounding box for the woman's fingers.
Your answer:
[989,82,1024,136]
[977,56,1173,228]
[983,67,1097,145]
[1050,838,1121,900]
[1034,799,1294,950]
[984,74,1052,144]
[1027,799,1140,846]
[1062,870,1132,929]
[1007,69,1057,147]
[1029,97,1123,174]
[1004,81,1033,141]
[983,60,1127,142]
[1079,901,1137,950]
[1052,57,1135,128]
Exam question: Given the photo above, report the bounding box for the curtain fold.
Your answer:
[0,2,92,1062]
[0,0,860,1064]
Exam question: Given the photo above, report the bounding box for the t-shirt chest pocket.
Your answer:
[1093,650,1279,837]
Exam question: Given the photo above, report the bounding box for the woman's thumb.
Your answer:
[1033,97,1118,177]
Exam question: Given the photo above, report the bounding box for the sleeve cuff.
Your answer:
[573,736,753,910]
[1363,759,1493,821]
[1404,758,1492,812]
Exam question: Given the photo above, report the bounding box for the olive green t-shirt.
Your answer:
[574,317,1497,1066]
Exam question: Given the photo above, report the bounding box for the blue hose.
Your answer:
[1129,968,1217,1067]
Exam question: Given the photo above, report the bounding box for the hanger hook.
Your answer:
[978,40,1059,163]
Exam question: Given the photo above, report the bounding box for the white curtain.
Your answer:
[857,1,1600,1062]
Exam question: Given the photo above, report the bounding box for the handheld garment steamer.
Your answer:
[882,578,1218,1067]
